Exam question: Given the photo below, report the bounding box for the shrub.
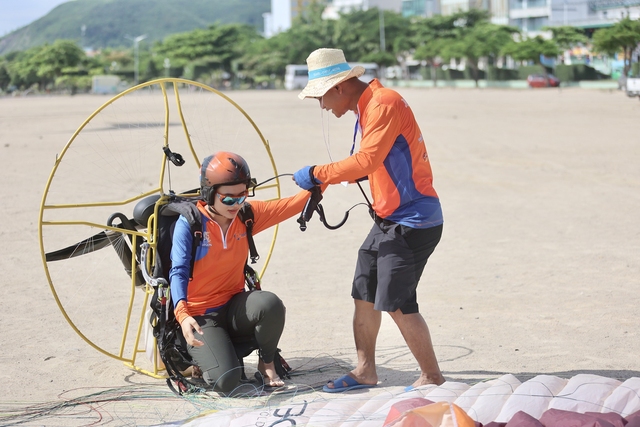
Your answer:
[486,66,520,81]
[517,65,547,79]
[555,64,610,82]
[436,68,465,80]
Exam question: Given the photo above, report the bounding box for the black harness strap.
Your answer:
[239,204,259,264]
[189,230,202,279]
[158,199,202,280]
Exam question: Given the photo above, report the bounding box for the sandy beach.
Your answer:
[1,85,639,426]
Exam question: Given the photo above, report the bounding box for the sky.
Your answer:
[0,0,72,36]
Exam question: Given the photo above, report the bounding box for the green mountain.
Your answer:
[0,0,270,55]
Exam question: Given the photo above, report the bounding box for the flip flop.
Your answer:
[323,374,377,393]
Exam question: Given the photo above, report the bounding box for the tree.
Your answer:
[413,39,444,83]
[543,25,588,51]
[414,10,518,87]
[6,48,45,90]
[237,36,288,85]
[502,35,560,77]
[155,23,261,81]
[142,58,160,82]
[26,40,85,89]
[0,61,10,91]
[265,15,335,65]
[444,21,519,87]
[271,0,336,65]
[360,51,397,68]
[252,5,410,81]
[98,48,134,74]
[412,14,458,85]
[592,17,640,77]
[5,40,91,93]
[333,8,408,65]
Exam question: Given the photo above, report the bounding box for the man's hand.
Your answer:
[181,316,204,347]
[293,165,322,190]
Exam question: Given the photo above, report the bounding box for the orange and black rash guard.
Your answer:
[313,79,443,229]
[169,191,310,325]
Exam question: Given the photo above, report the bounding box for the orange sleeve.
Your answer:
[251,189,312,234]
[174,300,190,325]
[313,103,401,184]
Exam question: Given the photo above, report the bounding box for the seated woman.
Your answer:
[170,151,310,394]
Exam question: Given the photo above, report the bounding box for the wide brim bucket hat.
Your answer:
[298,48,365,100]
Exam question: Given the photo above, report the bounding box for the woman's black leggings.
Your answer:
[187,290,285,394]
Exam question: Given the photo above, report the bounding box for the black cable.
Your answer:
[253,172,371,231]
[356,181,373,208]
[253,173,293,189]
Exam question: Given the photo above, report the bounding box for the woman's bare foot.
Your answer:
[180,365,203,379]
[191,365,203,379]
[258,360,285,387]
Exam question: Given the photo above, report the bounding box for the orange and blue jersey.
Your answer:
[170,192,309,324]
[313,79,443,229]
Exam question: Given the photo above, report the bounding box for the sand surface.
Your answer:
[1,85,639,426]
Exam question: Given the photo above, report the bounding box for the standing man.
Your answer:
[293,48,445,392]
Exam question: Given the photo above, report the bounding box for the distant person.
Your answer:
[292,48,446,392]
[171,152,312,394]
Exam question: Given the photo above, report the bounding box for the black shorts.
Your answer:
[352,222,442,314]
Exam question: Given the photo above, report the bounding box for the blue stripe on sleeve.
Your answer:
[169,215,193,308]
[383,136,443,228]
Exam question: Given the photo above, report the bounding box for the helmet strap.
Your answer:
[205,203,220,217]
[201,185,217,205]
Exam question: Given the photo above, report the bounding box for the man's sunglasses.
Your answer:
[217,192,248,206]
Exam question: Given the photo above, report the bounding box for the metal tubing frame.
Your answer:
[38,78,282,377]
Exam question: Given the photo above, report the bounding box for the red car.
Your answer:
[527,73,560,88]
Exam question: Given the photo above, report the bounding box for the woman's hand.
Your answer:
[180,316,204,347]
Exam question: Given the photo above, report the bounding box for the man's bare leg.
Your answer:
[389,309,445,387]
[325,299,380,389]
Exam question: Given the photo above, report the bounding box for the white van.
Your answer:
[284,63,379,91]
[91,75,122,94]
[284,65,309,90]
[357,63,379,83]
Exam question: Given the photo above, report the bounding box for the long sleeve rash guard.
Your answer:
[169,190,310,324]
[313,79,443,229]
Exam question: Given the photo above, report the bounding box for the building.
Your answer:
[402,0,436,15]
[401,0,509,24]
[323,0,403,19]
[264,0,318,37]
[264,0,404,37]
[401,0,638,33]
[508,0,551,32]
[507,0,640,34]
[548,0,640,28]
[263,0,639,38]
